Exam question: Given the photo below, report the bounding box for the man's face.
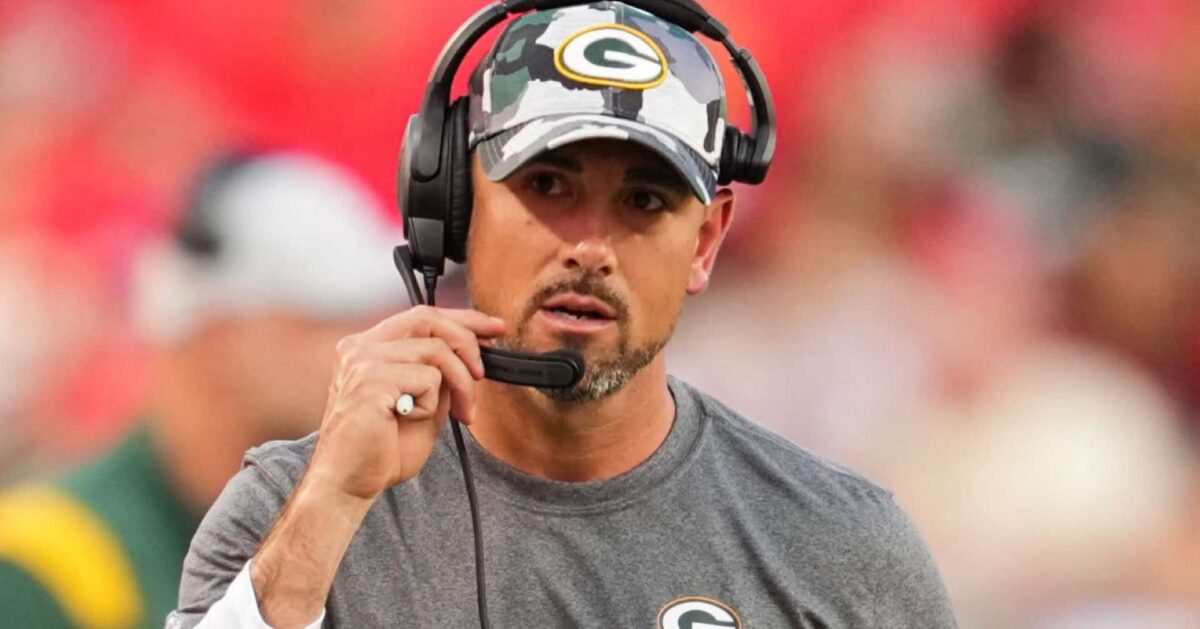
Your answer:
[466,139,734,402]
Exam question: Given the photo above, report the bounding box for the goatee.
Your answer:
[494,274,671,403]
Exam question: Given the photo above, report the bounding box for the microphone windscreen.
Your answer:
[545,349,585,381]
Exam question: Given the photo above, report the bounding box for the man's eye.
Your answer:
[528,173,567,196]
[626,189,668,213]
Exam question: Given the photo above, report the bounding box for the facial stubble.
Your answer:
[491,275,672,403]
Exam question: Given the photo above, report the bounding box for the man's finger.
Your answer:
[365,363,442,422]
[361,338,479,423]
[361,307,506,380]
[366,307,505,342]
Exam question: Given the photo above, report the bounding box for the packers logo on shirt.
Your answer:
[658,596,742,629]
[555,24,669,90]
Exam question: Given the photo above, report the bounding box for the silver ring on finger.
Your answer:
[395,393,415,416]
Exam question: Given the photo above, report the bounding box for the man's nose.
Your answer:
[561,237,616,276]
[558,203,617,276]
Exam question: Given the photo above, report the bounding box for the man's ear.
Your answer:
[687,188,735,295]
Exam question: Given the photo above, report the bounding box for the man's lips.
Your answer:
[539,293,618,320]
[536,308,616,334]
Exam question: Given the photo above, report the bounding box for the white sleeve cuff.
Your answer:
[194,560,325,629]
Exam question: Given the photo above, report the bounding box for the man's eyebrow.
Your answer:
[527,152,582,172]
[624,166,690,194]
[526,152,690,194]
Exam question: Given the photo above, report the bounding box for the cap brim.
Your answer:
[475,114,717,204]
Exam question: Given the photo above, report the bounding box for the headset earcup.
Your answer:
[717,126,744,186]
[444,98,473,264]
[718,126,767,185]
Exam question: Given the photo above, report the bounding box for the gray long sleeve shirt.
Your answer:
[172,377,956,627]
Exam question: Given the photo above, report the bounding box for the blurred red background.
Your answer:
[3,1,1199,626]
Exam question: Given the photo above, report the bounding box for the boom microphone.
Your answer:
[393,245,586,389]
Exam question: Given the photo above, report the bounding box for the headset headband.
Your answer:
[410,0,776,185]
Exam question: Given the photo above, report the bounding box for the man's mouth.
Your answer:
[539,293,619,322]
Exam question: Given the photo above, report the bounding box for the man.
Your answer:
[173,3,957,627]
[0,150,404,628]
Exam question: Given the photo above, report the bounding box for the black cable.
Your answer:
[423,272,491,629]
[450,415,490,629]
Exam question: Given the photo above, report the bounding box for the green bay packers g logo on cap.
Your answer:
[657,596,743,629]
[555,24,668,90]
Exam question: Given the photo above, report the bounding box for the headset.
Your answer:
[398,0,777,280]
[391,2,775,627]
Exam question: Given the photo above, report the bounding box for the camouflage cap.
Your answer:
[468,1,727,204]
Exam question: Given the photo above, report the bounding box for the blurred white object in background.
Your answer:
[875,341,1196,628]
[131,151,405,345]
[0,240,101,469]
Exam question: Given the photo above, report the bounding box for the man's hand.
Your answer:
[309,306,506,502]
[249,306,505,628]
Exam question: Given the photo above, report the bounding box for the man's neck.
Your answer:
[468,357,676,482]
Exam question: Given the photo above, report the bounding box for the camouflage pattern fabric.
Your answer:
[468,1,727,203]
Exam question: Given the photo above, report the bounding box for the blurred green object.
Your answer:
[0,425,200,628]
